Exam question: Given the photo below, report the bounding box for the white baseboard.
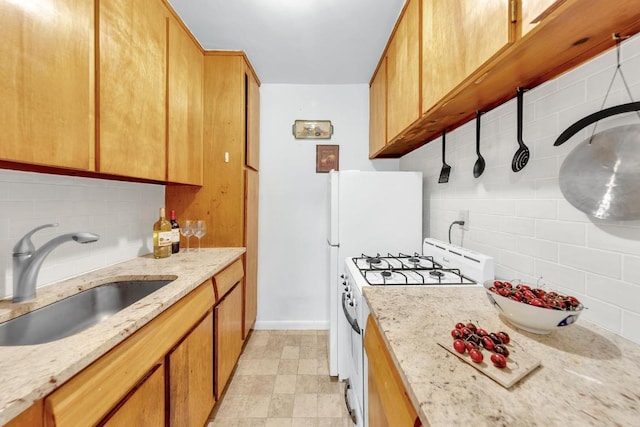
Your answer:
[254,320,329,330]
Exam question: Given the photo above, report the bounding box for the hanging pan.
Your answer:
[438,130,451,183]
[473,111,486,178]
[557,34,640,220]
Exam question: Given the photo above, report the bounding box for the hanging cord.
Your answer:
[589,33,640,143]
[448,220,465,244]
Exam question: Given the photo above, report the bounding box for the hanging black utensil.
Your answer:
[438,130,451,183]
[473,111,485,178]
[512,87,530,172]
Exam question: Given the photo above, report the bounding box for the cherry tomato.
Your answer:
[453,339,466,354]
[469,349,483,363]
[491,353,507,368]
[497,331,510,345]
[494,344,510,358]
[481,336,495,351]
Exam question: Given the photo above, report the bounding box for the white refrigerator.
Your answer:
[327,170,423,377]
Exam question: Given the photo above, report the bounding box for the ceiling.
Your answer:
[168,0,406,84]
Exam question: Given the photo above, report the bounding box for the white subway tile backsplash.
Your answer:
[586,274,640,313]
[516,199,557,220]
[622,311,640,345]
[587,224,640,256]
[534,260,586,293]
[500,217,535,236]
[515,236,558,262]
[558,244,622,279]
[536,220,585,245]
[577,295,622,335]
[0,169,164,299]
[623,256,640,285]
[500,250,534,276]
[471,213,501,232]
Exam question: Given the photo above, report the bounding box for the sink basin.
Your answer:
[0,279,174,346]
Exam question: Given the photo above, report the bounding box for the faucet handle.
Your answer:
[13,223,59,255]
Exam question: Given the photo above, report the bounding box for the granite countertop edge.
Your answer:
[0,247,245,425]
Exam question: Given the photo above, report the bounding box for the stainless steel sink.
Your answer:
[0,279,174,346]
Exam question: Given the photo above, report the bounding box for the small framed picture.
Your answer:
[293,120,333,139]
[316,145,339,173]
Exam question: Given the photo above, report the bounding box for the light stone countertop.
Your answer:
[363,286,640,426]
[0,247,245,426]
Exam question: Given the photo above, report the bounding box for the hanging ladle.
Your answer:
[473,111,485,178]
[438,130,450,183]
[512,87,530,172]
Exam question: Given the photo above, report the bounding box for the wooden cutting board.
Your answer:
[437,340,541,388]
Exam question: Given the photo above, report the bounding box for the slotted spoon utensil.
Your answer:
[438,130,450,183]
[512,88,530,172]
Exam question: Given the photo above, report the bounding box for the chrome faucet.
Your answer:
[12,224,100,302]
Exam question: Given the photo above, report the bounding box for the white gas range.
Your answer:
[338,238,494,426]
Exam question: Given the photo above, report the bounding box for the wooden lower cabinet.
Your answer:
[169,311,215,427]
[364,315,422,427]
[101,364,165,427]
[215,283,244,398]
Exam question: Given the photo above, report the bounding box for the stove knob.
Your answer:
[346,292,352,299]
[348,300,354,307]
[340,274,345,279]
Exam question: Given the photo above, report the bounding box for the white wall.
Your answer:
[256,84,399,329]
[0,169,164,298]
[400,35,640,344]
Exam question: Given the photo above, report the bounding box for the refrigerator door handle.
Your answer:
[342,292,361,335]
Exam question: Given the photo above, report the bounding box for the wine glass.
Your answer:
[194,220,207,252]
[180,220,194,252]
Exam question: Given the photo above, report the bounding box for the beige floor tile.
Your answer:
[274,374,297,394]
[297,358,318,375]
[295,375,320,393]
[256,358,280,375]
[284,335,301,345]
[250,375,276,395]
[237,419,267,427]
[226,375,254,396]
[209,419,240,427]
[244,395,271,418]
[300,334,318,345]
[214,395,245,419]
[262,346,284,359]
[265,419,293,427]
[291,419,317,427]
[317,376,342,394]
[292,393,318,418]
[277,359,299,375]
[268,393,295,418]
[317,394,343,418]
[281,345,300,359]
[317,418,351,427]
[316,358,329,376]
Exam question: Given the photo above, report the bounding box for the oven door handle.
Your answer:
[343,378,358,425]
[342,292,361,335]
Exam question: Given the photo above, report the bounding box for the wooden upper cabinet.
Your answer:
[386,0,420,142]
[0,0,94,170]
[369,59,387,157]
[422,0,513,112]
[167,17,204,185]
[519,0,563,37]
[97,0,167,181]
[245,68,260,171]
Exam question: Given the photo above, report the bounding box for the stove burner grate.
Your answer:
[367,257,382,265]
[429,270,444,278]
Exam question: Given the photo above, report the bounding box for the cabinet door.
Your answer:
[167,17,204,185]
[215,283,243,398]
[520,0,563,36]
[0,0,94,170]
[100,364,165,427]
[364,316,421,427]
[422,0,512,111]
[98,0,167,181]
[245,68,260,171]
[169,311,215,427]
[369,59,387,157]
[386,0,420,142]
[244,169,259,338]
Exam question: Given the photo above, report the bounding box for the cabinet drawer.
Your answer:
[214,259,244,300]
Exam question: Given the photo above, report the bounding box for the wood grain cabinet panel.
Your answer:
[422,0,512,112]
[169,311,215,427]
[244,169,259,337]
[97,0,167,181]
[167,17,204,185]
[520,0,564,36]
[246,68,260,171]
[364,315,422,427]
[386,0,420,141]
[100,364,165,427]
[369,59,387,157]
[0,0,94,170]
[215,283,244,398]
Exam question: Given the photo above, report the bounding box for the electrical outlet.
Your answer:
[459,209,469,230]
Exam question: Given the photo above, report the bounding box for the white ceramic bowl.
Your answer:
[483,281,583,334]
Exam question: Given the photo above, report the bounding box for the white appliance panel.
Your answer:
[328,245,339,376]
[328,170,340,246]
